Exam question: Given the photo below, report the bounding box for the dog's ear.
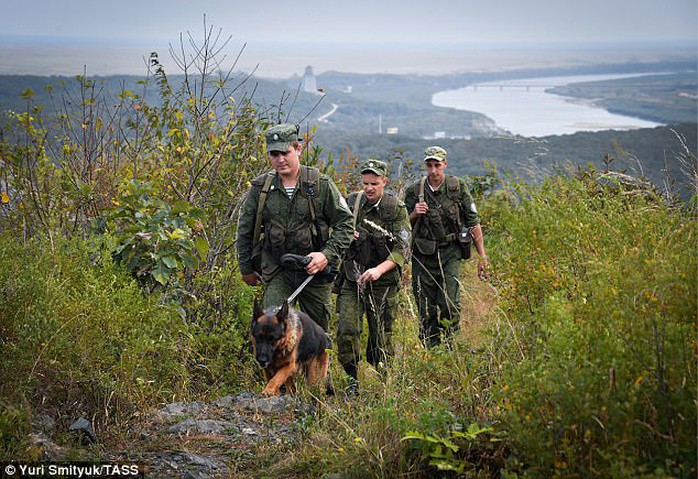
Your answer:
[277,300,289,323]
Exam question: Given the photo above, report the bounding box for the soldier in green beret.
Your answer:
[335,159,410,394]
[404,146,490,348]
[236,123,353,331]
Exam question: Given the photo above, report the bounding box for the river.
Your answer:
[431,74,663,137]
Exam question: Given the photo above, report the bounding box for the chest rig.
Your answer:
[252,166,327,259]
[344,191,400,273]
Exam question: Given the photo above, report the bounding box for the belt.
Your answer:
[437,233,457,248]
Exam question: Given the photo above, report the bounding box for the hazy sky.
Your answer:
[1,0,696,77]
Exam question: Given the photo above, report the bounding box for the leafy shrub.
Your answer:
[96,179,208,293]
[182,256,260,396]
[0,234,192,458]
[488,169,697,478]
[402,423,497,477]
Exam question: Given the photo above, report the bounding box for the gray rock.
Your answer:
[182,471,211,479]
[167,418,235,435]
[69,416,96,444]
[32,414,56,434]
[159,401,205,419]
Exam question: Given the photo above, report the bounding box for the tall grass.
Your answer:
[0,235,192,458]
[488,170,696,478]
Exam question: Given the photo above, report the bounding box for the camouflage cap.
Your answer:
[360,159,389,177]
[424,145,447,162]
[265,123,300,152]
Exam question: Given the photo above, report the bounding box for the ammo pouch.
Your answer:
[458,227,472,260]
[413,237,437,256]
[267,222,315,258]
[425,209,448,239]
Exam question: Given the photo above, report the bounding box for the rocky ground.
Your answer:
[29,393,317,478]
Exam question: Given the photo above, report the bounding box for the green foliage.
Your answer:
[182,257,260,396]
[0,401,30,459]
[488,168,696,478]
[402,423,496,476]
[0,234,191,458]
[96,179,208,293]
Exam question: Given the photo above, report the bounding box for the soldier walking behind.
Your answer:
[335,159,410,394]
[404,146,490,348]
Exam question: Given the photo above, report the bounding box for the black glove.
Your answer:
[280,253,337,282]
[280,253,312,271]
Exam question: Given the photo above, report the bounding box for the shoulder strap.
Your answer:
[298,166,321,198]
[445,175,464,228]
[411,178,427,248]
[379,192,399,221]
[253,172,275,246]
[418,176,426,203]
[352,191,364,229]
[298,165,321,225]
[445,175,461,199]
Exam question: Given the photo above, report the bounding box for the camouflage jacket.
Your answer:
[237,166,353,279]
[404,175,480,255]
[341,191,410,284]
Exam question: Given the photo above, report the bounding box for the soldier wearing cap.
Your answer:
[404,146,490,348]
[236,123,353,331]
[335,159,410,394]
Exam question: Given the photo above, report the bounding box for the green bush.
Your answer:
[182,255,260,396]
[488,170,696,478]
[0,234,192,458]
[96,179,208,293]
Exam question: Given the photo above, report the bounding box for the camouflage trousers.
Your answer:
[263,270,332,331]
[336,279,399,370]
[411,243,462,348]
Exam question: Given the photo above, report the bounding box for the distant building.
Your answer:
[386,127,399,135]
[434,131,446,139]
[301,66,323,95]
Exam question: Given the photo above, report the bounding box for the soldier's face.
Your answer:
[361,173,388,203]
[425,160,447,184]
[269,145,301,177]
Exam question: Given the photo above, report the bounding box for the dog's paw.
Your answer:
[262,386,280,397]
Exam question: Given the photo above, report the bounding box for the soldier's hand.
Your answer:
[414,202,429,216]
[410,202,429,223]
[306,252,328,275]
[242,272,262,286]
[358,267,382,284]
[477,257,490,281]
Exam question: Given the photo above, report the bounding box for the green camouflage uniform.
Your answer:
[236,126,353,331]
[404,172,480,347]
[336,187,410,371]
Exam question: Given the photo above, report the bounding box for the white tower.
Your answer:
[301,66,317,94]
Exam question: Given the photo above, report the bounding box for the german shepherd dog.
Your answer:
[251,299,333,396]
